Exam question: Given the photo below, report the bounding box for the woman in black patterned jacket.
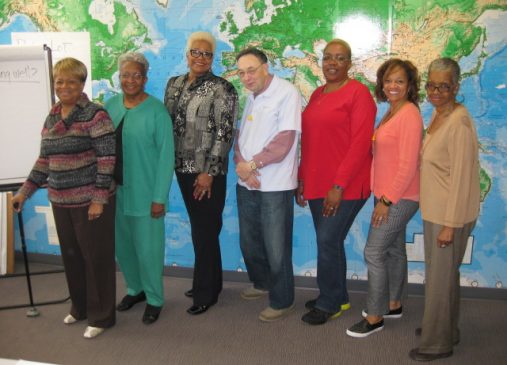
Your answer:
[164,31,238,315]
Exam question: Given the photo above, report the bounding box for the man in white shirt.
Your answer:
[234,48,302,322]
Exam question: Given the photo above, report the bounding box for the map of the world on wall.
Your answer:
[1,0,506,288]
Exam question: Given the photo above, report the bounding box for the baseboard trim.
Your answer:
[17,252,507,301]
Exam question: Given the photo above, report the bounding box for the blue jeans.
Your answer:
[309,198,367,313]
[236,185,295,309]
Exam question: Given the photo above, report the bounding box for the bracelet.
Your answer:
[380,196,392,206]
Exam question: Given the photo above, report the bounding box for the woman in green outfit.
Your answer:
[105,52,175,325]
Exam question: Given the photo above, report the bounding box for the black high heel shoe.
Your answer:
[187,304,212,315]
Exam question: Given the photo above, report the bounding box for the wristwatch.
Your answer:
[333,184,343,191]
[249,160,257,171]
[380,196,392,206]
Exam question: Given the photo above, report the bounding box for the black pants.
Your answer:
[52,195,116,328]
[176,173,225,306]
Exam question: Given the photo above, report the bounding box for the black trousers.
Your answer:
[176,172,225,306]
[52,196,116,328]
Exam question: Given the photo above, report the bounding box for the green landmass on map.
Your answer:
[0,0,150,81]
[1,0,501,202]
[394,0,507,61]
[219,0,500,201]
[480,168,492,202]
[220,0,389,88]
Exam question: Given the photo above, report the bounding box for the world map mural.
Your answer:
[1,0,506,288]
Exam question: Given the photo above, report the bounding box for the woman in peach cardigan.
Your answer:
[347,59,423,338]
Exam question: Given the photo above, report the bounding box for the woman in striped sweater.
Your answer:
[12,58,116,339]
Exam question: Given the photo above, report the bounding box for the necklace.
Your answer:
[427,102,458,135]
[317,78,349,105]
[372,100,407,141]
[323,77,349,94]
[381,100,407,125]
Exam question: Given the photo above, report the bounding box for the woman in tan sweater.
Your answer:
[410,58,480,361]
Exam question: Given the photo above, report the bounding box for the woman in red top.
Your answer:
[296,39,376,325]
[346,59,423,337]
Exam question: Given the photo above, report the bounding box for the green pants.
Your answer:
[116,193,166,307]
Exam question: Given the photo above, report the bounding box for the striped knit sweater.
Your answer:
[19,93,116,207]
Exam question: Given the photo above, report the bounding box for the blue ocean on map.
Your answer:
[0,14,36,43]
[1,2,506,288]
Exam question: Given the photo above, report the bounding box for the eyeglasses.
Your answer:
[189,49,213,60]
[322,54,350,64]
[425,82,452,93]
[236,63,265,78]
[120,72,144,81]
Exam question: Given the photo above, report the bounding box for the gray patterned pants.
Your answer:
[364,198,419,316]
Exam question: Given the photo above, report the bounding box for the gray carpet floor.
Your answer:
[1,263,506,365]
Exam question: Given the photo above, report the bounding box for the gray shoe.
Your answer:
[241,287,268,300]
[259,304,295,322]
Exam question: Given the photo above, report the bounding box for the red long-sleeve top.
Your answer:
[298,80,376,200]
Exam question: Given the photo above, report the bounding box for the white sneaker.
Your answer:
[83,326,105,339]
[259,304,295,322]
[63,314,77,324]
[240,287,268,300]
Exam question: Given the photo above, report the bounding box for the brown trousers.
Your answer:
[420,220,476,354]
[52,196,116,328]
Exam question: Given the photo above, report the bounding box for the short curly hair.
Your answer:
[374,58,420,104]
[118,52,149,76]
[428,57,460,85]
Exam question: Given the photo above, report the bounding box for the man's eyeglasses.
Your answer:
[189,49,213,60]
[236,63,265,78]
[120,72,144,81]
[322,54,350,64]
[425,82,452,93]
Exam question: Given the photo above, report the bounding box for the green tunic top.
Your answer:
[105,94,175,216]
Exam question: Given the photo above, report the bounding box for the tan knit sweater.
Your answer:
[420,105,480,227]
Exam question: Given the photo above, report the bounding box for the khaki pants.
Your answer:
[419,220,476,354]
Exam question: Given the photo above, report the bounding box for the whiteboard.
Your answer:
[11,32,92,97]
[0,45,53,186]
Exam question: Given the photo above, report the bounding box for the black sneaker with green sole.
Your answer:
[301,308,342,325]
